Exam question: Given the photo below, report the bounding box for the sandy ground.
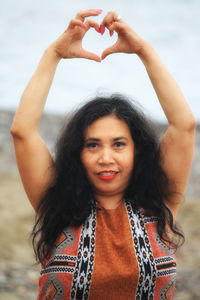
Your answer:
[0,172,200,299]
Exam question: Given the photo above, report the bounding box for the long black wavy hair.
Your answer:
[32,94,184,265]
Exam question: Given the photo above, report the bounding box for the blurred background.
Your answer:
[0,0,199,299]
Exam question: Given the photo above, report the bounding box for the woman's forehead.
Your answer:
[84,115,132,139]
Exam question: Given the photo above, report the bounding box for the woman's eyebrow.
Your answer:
[85,136,128,142]
[113,137,128,141]
[85,138,100,142]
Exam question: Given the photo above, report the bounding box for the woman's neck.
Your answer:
[95,193,124,210]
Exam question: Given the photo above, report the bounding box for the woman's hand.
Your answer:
[100,11,147,60]
[50,9,103,62]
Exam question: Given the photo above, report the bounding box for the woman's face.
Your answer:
[81,115,135,200]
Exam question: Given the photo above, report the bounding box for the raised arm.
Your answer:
[138,44,196,217]
[11,9,102,211]
[100,11,196,217]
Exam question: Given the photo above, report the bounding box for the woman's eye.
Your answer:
[114,142,125,148]
[86,142,98,149]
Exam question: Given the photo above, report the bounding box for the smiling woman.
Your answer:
[10,8,195,300]
[81,115,135,209]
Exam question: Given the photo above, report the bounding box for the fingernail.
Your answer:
[98,27,103,35]
[109,31,112,37]
[95,9,103,14]
[82,23,87,29]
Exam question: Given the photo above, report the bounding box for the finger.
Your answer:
[107,21,122,36]
[99,25,106,35]
[81,49,102,62]
[100,11,123,35]
[68,19,87,30]
[100,10,118,29]
[85,19,102,34]
[108,20,124,31]
[75,9,103,21]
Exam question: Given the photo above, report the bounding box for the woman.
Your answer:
[11,9,195,300]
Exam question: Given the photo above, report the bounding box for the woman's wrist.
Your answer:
[44,45,63,64]
[136,40,153,59]
[136,41,159,67]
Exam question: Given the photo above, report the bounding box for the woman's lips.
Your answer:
[97,171,119,181]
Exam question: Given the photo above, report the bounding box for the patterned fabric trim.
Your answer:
[40,254,77,275]
[40,228,79,278]
[38,226,82,300]
[70,209,97,300]
[125,201,157,300]
[155,256,176,277]
[42,274,67,299]
[144,217,158,224]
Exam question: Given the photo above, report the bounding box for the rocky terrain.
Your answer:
[0,110,199,300]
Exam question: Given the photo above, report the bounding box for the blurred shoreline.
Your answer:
[0,110,200,299]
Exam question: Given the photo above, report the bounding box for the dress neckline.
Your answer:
[96,199,124,212]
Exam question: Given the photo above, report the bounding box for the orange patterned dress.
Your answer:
[37,200,176,299]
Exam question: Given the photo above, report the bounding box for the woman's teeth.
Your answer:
[99,172,118,176]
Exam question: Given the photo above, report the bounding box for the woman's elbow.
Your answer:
[180,113,196,133]
[187,115,196,132]
[10,120,26,139]
[10,122,20,138]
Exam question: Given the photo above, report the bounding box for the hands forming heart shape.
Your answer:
[52,9,146,62]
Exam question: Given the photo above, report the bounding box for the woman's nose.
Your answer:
[98,148,114,164]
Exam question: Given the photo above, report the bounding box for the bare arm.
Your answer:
[11,9,102,211]
[11,50,60,211]
[138,44,196,216]
[101,12,196,217]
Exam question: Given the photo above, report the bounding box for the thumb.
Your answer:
[101,43,118,60]
[81,49,102,62]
